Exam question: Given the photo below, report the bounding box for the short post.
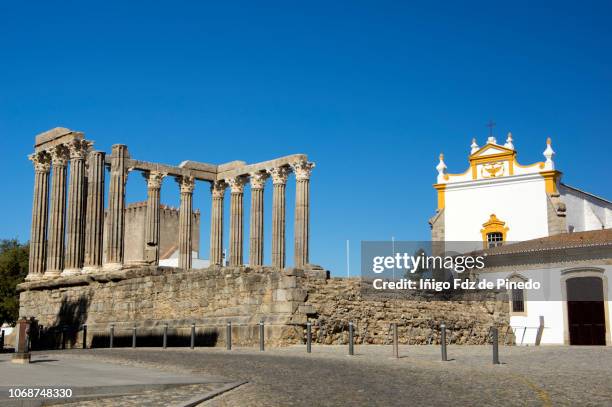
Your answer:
[132,325,137,348]
[440,323,448,361]
[1,329,5,349]
[259,320,265,351]
[11,317,31,364]
[109,324,114,348]
[190,323,196,349]
[492,326,500,365]
[82,324,87,350]
[61,326,66,350]
[348,322,354,356]
[392,323,399,359]
[226,322,232,351]
[306,322,312,353]
[163,324,168,349]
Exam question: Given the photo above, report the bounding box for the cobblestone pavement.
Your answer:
[45,345,612,406]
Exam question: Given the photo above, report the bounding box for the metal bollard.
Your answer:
[190,323,196,349]
[440,323,448,361]
[1,329,4,349]
[492,326,500,365]
[306,322,312,353]
[392,323,399,359]
[61,327,66,350]
[259,321,265,351]
[226,322,232,351]
[163,324,168,349]
[132,326,137,348]
[82,325,87,350]
[348,322,354,356]
[109,324,114,348]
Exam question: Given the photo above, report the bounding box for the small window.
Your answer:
[487,232,504,248]
[512,289,525,313]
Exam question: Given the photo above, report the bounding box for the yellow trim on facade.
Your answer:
[480,214,509,248]
[540,170,561,194]
[433,183,446,210]
[467,144,517,180]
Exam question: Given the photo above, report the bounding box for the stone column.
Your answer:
[45,144,70,278]
[270,166,290,269]
[26,151,51,280]
[104,144,130,270]
[248,172,268,266]
[143,171,165,265]
[83,151,105,272]
[177,176,195,269]
[63,140,91,275]
[228,177,247,266]
[209,181,227,266]
[291,161,315,268]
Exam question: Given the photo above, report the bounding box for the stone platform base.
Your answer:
[18,265,326,348]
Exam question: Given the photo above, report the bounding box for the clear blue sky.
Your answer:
[1,1,611,275]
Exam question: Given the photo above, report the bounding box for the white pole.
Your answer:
[346,240,350,278]
[391,236,396,281]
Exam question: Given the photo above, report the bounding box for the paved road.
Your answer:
[0,353,242,406]
[40,345,612,406]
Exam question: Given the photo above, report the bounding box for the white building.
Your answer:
[430,133,612,345]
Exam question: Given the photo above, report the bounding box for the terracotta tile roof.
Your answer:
[482,229,611,256]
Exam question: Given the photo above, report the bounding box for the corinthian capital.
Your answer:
[49,144,70,167]
[249,171,269,190]
[177,175,195,193]
[68,139,93,160]
[291,161,315,181]
[210,180,228,198]
[227,176,247,193]
[29,151,51,173]
[144,171,166,189]
[269,166,291,185]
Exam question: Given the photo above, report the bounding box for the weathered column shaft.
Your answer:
[178,176,195,269]
[248,172,268,266]
[83,151,105,271]
[210,181,227,266]
[27,151,51,280]
[270,167,290,269]
[292,161,314,267]
[144,171,165,265]
[64,140,91,274]
[46,145,70,277]
[228,177,246,266]
[104,144,129,269]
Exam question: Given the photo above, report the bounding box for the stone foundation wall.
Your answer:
[18,266,316,348]
[18,266,510,349]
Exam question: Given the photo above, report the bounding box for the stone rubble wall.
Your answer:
[300,277,511,345]
[18,267,510,349]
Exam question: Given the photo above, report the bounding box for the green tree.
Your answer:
[0,239,29,325]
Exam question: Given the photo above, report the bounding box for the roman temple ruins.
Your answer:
[19,127,509,348]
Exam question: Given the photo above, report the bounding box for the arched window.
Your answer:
[480,214,509,249]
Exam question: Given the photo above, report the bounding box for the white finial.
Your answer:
[436,153,447,183]
[470,138,479,154]
[487,136,497,145]
[504,132,514,149]
[543,137,555,170]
